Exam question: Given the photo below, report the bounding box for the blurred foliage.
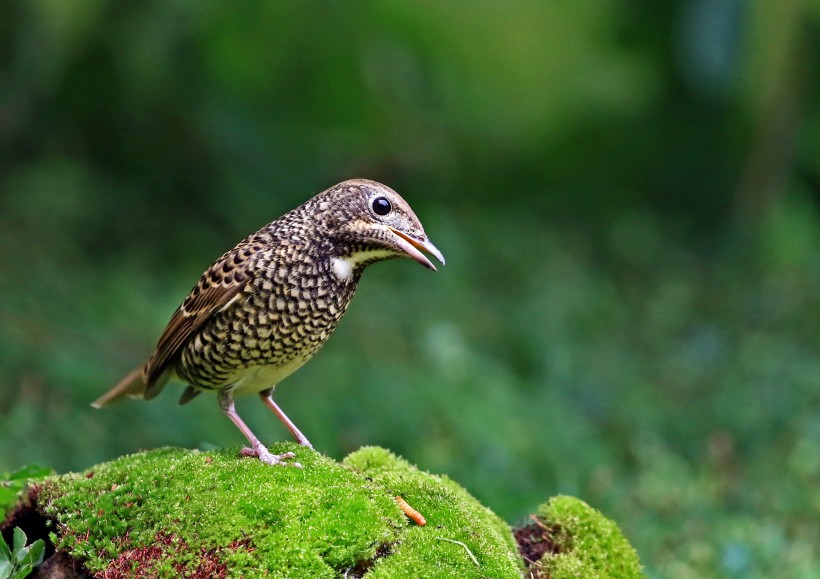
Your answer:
[0,465,53,517]
[1,1,820,577]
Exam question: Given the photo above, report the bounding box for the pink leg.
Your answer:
[260,388,313,448]
[218,390,301,467]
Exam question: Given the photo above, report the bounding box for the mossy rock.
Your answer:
[515,495,643,578]
[2,446,643,578]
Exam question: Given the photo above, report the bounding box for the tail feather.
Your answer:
[92,365,147,408]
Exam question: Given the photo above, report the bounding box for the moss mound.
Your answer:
[515,495,643,578]
[30,445,521,578]
[3,447,643,577]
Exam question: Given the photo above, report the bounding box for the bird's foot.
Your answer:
[240,444,302,468]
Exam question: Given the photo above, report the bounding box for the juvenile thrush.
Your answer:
[93,179,444,466]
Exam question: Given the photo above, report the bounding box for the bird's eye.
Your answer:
[371,196,392,216]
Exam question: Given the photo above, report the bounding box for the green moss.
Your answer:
[535,495,643,578]
[39,445,402,577]
[30,448,642,577]
[343,446,521,578]
[36,445,521,578]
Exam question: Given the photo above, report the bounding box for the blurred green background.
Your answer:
[2,1,819,577]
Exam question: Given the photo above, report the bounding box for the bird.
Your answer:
[93,179,444,466]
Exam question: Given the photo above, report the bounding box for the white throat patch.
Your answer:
[331,250,394,281]
[331,257,355,281]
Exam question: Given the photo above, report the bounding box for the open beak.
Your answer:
[387,227,446,271]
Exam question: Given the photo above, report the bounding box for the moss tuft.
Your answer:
[532,495,643,578]
[344,446,521,578]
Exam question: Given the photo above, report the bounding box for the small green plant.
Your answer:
[0,527,45,579]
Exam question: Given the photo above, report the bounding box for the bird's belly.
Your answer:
[226,357,308,396]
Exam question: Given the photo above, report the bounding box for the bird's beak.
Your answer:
[387,227,446,271]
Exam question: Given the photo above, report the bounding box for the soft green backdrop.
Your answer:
[2,1,819,577]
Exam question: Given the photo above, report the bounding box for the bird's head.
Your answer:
[314,179,445,273]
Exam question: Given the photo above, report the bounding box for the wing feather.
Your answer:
[143,239,262,397]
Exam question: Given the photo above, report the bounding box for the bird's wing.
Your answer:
[143,239,262,398]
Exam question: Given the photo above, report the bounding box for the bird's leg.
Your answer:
[259,388,313,448]
[217,389,301,467]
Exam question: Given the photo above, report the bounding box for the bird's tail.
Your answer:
[91,365,147,408]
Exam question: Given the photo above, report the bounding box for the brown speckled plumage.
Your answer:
[93,179,444,466]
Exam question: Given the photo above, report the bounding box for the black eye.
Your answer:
[372,196,392,216]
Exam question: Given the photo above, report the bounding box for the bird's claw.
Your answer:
[240,446,301,468]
